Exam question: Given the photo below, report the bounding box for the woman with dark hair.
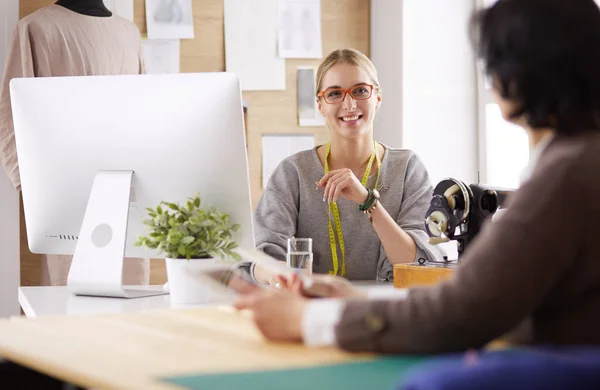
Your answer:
[235,0,600,354]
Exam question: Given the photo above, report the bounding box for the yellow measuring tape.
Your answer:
[324,141,381,276]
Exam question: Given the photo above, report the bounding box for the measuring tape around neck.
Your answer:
[323,141,381,276]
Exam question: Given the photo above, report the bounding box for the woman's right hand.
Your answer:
[275,273,367,299]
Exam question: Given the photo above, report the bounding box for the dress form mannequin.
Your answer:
[55,0,112,17]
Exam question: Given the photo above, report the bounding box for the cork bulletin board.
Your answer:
[18,0,370,285]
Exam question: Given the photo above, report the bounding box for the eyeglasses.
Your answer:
[317,84,375,104]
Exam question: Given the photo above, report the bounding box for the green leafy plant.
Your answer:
[135,195,241,261]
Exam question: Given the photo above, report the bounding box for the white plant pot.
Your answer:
[165,257,215,304]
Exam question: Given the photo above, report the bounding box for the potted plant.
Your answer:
[135,195,241,304]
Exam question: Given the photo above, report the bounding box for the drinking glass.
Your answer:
[286,238,313,275]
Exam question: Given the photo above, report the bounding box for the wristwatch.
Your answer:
[365,188,380,213]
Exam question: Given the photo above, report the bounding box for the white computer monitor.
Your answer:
[10,73,255,298]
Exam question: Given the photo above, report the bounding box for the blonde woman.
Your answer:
[253,48,443,282]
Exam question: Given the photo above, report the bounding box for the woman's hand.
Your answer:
[317,169,368,204]
[275,273,367,299]
[234,288,307,342]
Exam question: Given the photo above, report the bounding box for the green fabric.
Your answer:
[160,356,428,390]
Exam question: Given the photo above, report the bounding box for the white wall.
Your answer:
[370,0,403,148]
[402,0,478,185]
[371,0,479,186]
[0,0,21,318]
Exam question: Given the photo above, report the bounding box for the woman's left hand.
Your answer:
[317,169,368,204]
[234,287,307,342]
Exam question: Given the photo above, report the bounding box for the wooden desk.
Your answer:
[0,307,371,390]
[393,262,456,288]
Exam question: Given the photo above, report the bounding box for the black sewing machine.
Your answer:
[423,178,513,263]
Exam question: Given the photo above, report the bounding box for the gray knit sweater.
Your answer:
[254,146,445,281]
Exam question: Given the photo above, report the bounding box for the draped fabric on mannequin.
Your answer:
[55,0,112,17]
[0,4,149,286]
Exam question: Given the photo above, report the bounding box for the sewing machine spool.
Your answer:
[425,179,472,244]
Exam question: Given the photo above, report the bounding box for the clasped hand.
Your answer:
[317,169,368,204]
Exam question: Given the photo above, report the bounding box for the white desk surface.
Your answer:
[19,282,398,318]
[19,285,177,318]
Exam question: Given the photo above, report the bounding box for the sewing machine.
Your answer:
[425,178,513,258]
[394,178,513,288]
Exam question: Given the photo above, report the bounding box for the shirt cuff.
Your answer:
[302,299,345,347]
[366,287,409,300]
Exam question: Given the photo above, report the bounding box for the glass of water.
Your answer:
[287,238,313,275]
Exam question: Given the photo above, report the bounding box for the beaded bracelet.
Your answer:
[366,199,379,224]
[359,188,380,213]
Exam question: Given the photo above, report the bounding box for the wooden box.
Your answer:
[393,262,456,288]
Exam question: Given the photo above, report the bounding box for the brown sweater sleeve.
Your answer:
[334,153,583,353]
[0,25,35,190]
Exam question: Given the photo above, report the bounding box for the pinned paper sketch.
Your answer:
[103,0,134,22]
[145,0,194,40]
[225,0,285,91]
[141,40,180,74]
[262,135,315,188]
[297,67,325,127]
[278,0,323,59]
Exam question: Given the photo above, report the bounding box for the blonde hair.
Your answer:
[315,48,381,96]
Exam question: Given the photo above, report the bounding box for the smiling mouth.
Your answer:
[339,115,363,122]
